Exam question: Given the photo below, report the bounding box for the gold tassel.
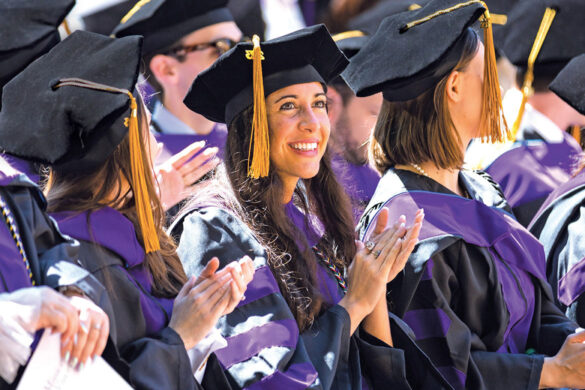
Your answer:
[511,7,557,140]
[61,19,72,36]
[245,35,270,179]
[571,125,582,147]
[53,78,160,253]
[332,30,366,42]
[479,5,510,143]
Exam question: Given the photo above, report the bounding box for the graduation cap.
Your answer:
[0,30,160,253]
[500,0,585,137]
[82,0,135,36]
[112,0,234,56]
[332,30,369,59]
[342,0,509,144]
[184,24,348,178]
[549,54,585,116]
[0,0,75,109]
[348,0,429,35]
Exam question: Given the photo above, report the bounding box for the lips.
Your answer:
[289,142,318,151]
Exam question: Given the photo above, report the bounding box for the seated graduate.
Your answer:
[0,30,253,390]
[0,0,75,183]
[173,24,451,389]
[343,0,585,388]
[529,54,585,328]
[327,31,382,222]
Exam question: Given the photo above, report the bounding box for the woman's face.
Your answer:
[266,82,330,185]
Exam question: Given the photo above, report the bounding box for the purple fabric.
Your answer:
[316,263,344,305]
[214,318,299,369]
[3,156,39,184]
[363,191,542,357]
[437,366,466,390]
[533,169,585,224]
[245,362,319,390]
[300,0,317,26]
[0,214,33,292]
[558,259,585,306]
[154,124,227,159]
[403,309,452,340]
[237,265,280,307]
[332,156,380,221]
[485,135,581,208]
[284,201,324,250]
[51,207,174,334]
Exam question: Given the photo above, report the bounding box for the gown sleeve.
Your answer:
[176,207,428,390]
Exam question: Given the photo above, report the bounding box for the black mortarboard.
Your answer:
[332,31,369,59]
[549,54,585,115]
[82,1,135,36]
[343,0,508,142]
[184,24,348,125]
[112,0,234,56]
[0,0,75,108]
[0,30,162,253]
[0,30,141,172]
[184,24,348,178]
[348,0,429,35]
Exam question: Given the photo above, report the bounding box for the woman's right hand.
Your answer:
[340,208,423,332]
[539,330,585,388]
[169,256,254,350]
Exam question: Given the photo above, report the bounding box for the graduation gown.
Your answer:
[529,169,585,327]
[51,207,204,390]
[357,168,577,390]
[484,127,581,227]
[331,155,381,223]
[172,204,451,389]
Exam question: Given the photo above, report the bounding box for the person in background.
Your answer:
[327,30,382,221]
[173,24,451,389]
[344,0,585,388]
[0,30,253,389]
[529,53,585,328]
[467,0,585,227]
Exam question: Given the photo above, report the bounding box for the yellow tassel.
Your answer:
[571,125,582,147]
[479,5,510,143]
[52,78,160,253]
[511,7,557,140]
[61,19,72,36]
[245,35,270,179]
[332,30,366,42]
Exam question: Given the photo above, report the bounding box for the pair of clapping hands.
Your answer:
[169,257,255,350]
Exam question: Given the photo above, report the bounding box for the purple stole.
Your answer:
[154,124,227,159]
[52,207,174,335]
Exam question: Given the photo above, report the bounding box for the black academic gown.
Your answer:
[51,207,206,390]
[357,169,576,390]
[172,206,452,390]
[0,168,109,389]
[530,170,585,327]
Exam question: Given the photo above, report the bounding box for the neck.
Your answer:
[281,176,299,204]
[397,162,464,196]
[162,95,216,135]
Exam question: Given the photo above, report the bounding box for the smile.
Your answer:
[289,142,318,151]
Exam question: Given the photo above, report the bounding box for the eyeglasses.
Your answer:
[164,38,239,58]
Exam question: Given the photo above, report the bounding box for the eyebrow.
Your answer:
[274,92,326,103]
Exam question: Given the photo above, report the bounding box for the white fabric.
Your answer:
[187,327,228,383]
[152,101,197,136]
[0,300,36,384]
[260,0,306,39]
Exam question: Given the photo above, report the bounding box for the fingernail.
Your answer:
[204,147,218,156]
[400,214,406,220]
[400,222,406,229]
[70,357,78,368]
[64,351,70,362]
[80,322,89,333]
[78,362,84,371]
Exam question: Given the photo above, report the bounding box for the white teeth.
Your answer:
[291,142,317,151]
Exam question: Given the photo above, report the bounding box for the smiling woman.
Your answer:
[172,24,450,389]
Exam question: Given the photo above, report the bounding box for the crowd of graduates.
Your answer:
[3,0,585,389]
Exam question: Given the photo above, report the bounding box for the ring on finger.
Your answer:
[92,323,102,331]
[373,249,382,259]
[241,295,247,301]
[365,240,376,252]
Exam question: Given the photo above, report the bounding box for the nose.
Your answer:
[299,105,319,132]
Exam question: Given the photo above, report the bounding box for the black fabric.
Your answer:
[334,34,370,59]
[342,0,486,100]
[0,30,142,174]
[358,169,576,389]
[112,0,233,56]
[184,24,348,125]
[549,53,585,115]
[82,1,135,36]
[0,0,74,109]
[227,0,266,41]
[348,0,430,35]
[500,0,585,70]
[173,206,452,389]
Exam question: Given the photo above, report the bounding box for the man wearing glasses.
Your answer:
[114,0,242,213]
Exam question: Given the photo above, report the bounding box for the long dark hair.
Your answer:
[45,96,187,297]
[185,105,356,330]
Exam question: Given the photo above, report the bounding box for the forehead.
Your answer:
[181,21,242,44]
[267,82,326,100]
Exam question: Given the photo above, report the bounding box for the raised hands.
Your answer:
[156,141,220,210]
[169,256,254,350]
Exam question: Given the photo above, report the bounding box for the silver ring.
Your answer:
[241,295,246,301]
[373,250,382,259]
[92,323,102,331]
[365,240,376,252]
